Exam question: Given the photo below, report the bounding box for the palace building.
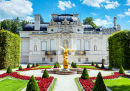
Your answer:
[19,13,121,64]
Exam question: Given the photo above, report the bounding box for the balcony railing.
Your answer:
[75,50,86,55]
[45,51,56,56]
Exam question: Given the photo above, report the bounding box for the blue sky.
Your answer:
[0,0,130,30]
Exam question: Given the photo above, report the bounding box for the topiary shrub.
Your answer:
[27,63,30,68]
[108,64,112,70]
[119,65,125,74]
[19,65,23,70]
[92,72,107,91]
[101,62,105,69]
[71,62,74,66]
[6,66,13,73]
[96,63,99,67]
[36,62,39,66]
[73,63,77,68]
[91,62,95,66]
[26,75,39,91]
[42,69,49,78]
[81,68,89,79]
[54,62,59,68]
[32,63,35,67]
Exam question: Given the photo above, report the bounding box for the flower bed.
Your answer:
[0,72,54,91]
[79,72,129,91]
[16,65,52,71]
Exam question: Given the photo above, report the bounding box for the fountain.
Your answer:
[42,45,90,75]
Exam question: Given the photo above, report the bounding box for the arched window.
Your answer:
[34,45,37,51]
[94,45,97,51]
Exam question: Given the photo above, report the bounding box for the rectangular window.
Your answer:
[78,58,81,62]
[50,58,53,62]
[86,58,88,62]
[76,39,81,50]
[42,58,45,62]
[84,41,89,51]
[50,39,54,51]
[42,41,47,50]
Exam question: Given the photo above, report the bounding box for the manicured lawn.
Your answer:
[50,78,57,91]
[104,77,130,91]
[35,65,53,68]
[77,65,96,69]
[0,76,29,91]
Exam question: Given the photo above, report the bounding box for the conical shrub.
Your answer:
[19,65,23,70]
[96,63,99,67]
[108,64,112,70]
[36,62,39,66]
[42,69,49,78]
[26,75,39,91]
[73,63,77,68]
[32,63,35,67]
[101,63,105,68]
[71,62,74,66]
[92,72,107,91]
[81,68,89,79]
[91,62,95,66]
[119,65,125,74]
[6,66,12,73]
[27,63,30,68]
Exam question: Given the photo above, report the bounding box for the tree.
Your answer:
[108,64,112,70]
[42,69,49,78]
[91,62,95,66]
[0,22,1,30]
[81,68,90,79]
[119,65,125,74]
[10,22,18,34]
[101,62,105,69]
[92,72,107,91]
[1,20,8,30]
[6,66,13,73]
[40,16,44,24]
[26,75,39,91]
[21,20,31,29]
[83,17,99,28]
[27,63,31,68]
[96,63,99,67]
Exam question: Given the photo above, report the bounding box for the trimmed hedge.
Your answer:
[108,64,112,70]
[6,66,12,73]
[19,65,23,70]
[54,62,59,68]
[0,29,21,69]
[42,69,49,78]
[91,61,95,66]
[101,62,105,69]
[96,63,99,67]
[36,62,39,66]
[26,75,39,91]
[32,63,35,67]
[71,62,77,68]
[92,72,107,91]
[108,30,130,69]
[119,65,125,74]
[27,63,30,68]
[81,68,89,79]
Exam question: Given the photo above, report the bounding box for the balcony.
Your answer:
[45,51,56,56]
[75,50,86,56]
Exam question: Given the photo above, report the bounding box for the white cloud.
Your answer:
[117,14,124,19]
[25,16,34,22]
[125,9,130,16]
[0,0,33,21]
[82,0,106,8]
[94,19,113,27]
[126,0,130,6]
[91,13,96,16]
[127,20,130,23]
[57,1,76,10]
[104,1,120,9]
[105,15,112,20]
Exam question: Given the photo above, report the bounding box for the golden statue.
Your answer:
[59,45,75,69]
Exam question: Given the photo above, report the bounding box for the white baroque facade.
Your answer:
[19,14,120,64]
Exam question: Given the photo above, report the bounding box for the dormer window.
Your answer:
[51,29,53,32]
[77,29,80,31]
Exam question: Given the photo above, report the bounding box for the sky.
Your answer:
[0,0,130,30]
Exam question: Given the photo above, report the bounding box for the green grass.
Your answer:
[77,65,96,69]
[50,78,57,91]
[75,77,82,91]
[104,77,130,91]
[0,67,19,70]
[0,76,29,91]
[34,65,53,68]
